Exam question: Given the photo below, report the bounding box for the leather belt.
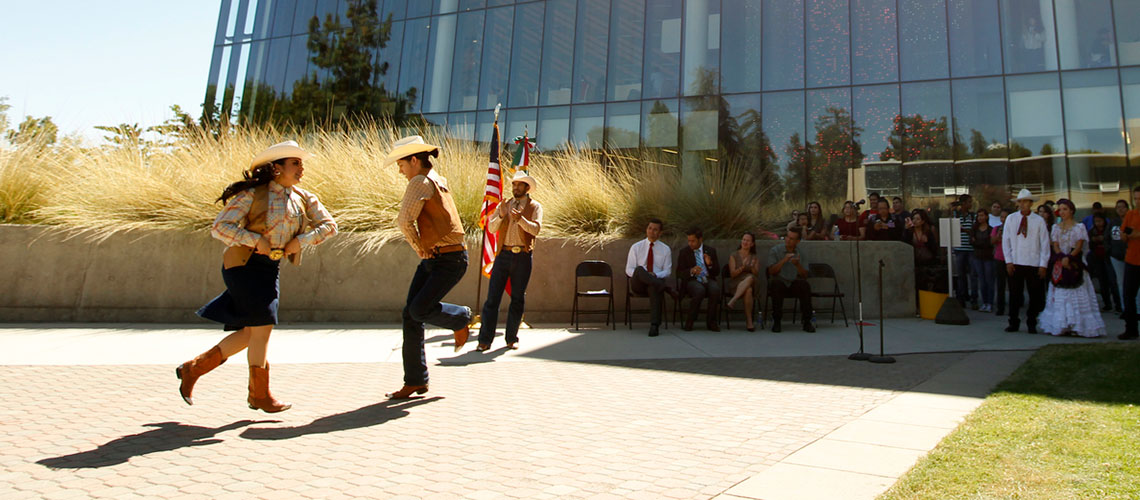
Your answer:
[505,245,530,254]
[431,244,466,256]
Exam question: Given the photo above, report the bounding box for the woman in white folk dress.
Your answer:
[1038,199,1106,337]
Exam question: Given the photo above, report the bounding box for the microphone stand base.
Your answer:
[869,355,896,364]
[848,352,871,361]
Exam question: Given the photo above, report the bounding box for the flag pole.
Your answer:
[473,104,503,328]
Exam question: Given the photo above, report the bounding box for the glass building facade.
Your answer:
[208,0,1140,210]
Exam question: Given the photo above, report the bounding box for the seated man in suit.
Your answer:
[677,227,721,331]
[767,228,815,332]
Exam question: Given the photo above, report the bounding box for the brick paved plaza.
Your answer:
[0,318,1098,499]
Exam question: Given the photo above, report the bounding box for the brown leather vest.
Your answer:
[416,175,465,250]
[222,185,307,268]
[496,198,538,253]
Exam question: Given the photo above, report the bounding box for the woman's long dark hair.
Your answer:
[737,231,757,254]
[217,160,282,204]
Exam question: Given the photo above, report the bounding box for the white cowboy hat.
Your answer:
[509,170,536,191]
[1015,188,1036,202]
[384,135,441,166]
[250,140,311,170]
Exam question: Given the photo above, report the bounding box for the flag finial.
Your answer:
[494,103,501,122]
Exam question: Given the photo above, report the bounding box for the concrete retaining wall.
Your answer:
[0,225,915,323]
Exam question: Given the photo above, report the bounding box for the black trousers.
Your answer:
[684,279,722,326]
[768,279,811,325]
[478,251,533,346]
[1006,264,1046,329]
[631,267,666,326]
[1124,263,1140,335]
[995,259,1007,311]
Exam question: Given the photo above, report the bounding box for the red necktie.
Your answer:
[1018,214,1028,237]
[646,243,654,272]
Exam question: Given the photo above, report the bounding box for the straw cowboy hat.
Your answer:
[249,140,311,170]
[1015,188,1036,202]
[384,135,441,166]
[509,170,537,191]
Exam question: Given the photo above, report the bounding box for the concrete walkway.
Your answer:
[0,309,1124,500]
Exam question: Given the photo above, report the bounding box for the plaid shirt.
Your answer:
[211,181,337,249]
[488,196,542,246]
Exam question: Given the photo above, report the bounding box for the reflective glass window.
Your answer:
[449,10,485,111]
[377,21,404,94]
[720,0,762,94]
[382,0,407,20]
[475,109,505,145]
[1000,0,1058,73]
[540,0,576,106]
[854,85,901,164]
[899,82,952,161]
[505,107,537,144]
[574,0,610,103]
[509,3,544,107]
[899,0,948,81]
[948,0,1002,77]
[1126,69,1140,166]
[1006,73,1067,199]
[252,0,276,39]
[434,0,459,14]
[336,0,350,20]
[607,0,645,101]
[762,0,804,90]
[643,0,682,99]
[264,36,291,91]
[538,106,571,150]
[407,0,432,17]
[721,94,773,180]
[605,101,641,149]
[398,18,431,112]
[1063,69,1126,206]
[423,14,457,113]
[294,1,316,34]
[1116,0,1140,66]
[1055,0,1115,69]
[951,77,1007,159]
[682,97,720,154]
[283,35,310,94]
[479,7,514,110]
[808,88,857,199]
[643,99,679,148]
[806,0,851,88]
[489,0,514,6]
[447,112,477,141]
[460,0,486,10]
[571,104,605,148]
[271,0,297,37]
[852,0,898,84]
[763,91,806,176]
[682,0,720,96]
[315,0,338,22]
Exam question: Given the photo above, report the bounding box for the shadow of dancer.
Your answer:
[37,420,272,469]
[437,345,512,366]
[239,397,441,441]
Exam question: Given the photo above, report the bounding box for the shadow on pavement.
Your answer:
[239,397,441,440]
[37,420,272,469]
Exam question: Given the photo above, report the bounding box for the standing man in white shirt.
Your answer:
[1001,189,1050,333]
[626,218,679,337]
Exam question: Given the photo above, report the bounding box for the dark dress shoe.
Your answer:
[386,385,428,399]
[707,323,721,332]
[648,325,660,337]
[1004,325,1019,333]
[1118,332,1139,340]
[771,322,782,333]
[507,342,519,350]
[682,321,693,332]
[475,343,491,352]
[1027,325,1038,334]
[803,323,816,333]
[746,326,755,332]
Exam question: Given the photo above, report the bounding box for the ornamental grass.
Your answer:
[1,120,782,249]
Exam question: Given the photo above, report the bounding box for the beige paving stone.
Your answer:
[825,419,956,451]
[782,439,927,478]
[724,462,895,500]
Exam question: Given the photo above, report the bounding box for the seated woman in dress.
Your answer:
[1038,199,1106,337]
[726,232,761,331]
[835,201,865,241]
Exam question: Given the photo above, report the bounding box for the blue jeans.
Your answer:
[478,251,533,346]
[953,250,977,304]
[970,257,995,306]
[402,251,471,386]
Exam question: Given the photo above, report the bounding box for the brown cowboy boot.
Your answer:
[247,364,292,413]
[175,346,226,405]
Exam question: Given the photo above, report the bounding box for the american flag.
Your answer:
[479,120,504,279]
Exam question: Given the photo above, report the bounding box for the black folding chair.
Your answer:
[625,275,669,329]
[721,264,759,330]
[806,263,849,326]
[571,261,615,330]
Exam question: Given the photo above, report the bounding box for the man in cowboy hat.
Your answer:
[1001,188,1050,333]
[385,135,473,399]
[476,171,543,351]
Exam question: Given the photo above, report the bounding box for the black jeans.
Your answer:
[478,251,533,346]
[631,266,667,327]
[684,279,722,326]
[1087,253,1121,310]
[402,251,471,386]
[768,279,812,325]
[1124,263,1140,335]
[1006,264,1046,330]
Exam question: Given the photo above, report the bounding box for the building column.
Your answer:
[428,0,459,113]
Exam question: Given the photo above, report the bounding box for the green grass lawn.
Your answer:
[879,343,1140,500]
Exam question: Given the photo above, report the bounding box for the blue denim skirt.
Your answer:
[197,254,281,331]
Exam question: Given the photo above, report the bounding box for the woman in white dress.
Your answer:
[1038,199,1106,337]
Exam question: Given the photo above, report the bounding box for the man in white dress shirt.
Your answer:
[1001,189,1050,333]
[626,218,679,337]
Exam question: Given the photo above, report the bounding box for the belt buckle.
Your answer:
[268,249,285,261]
[511,246,521,254]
